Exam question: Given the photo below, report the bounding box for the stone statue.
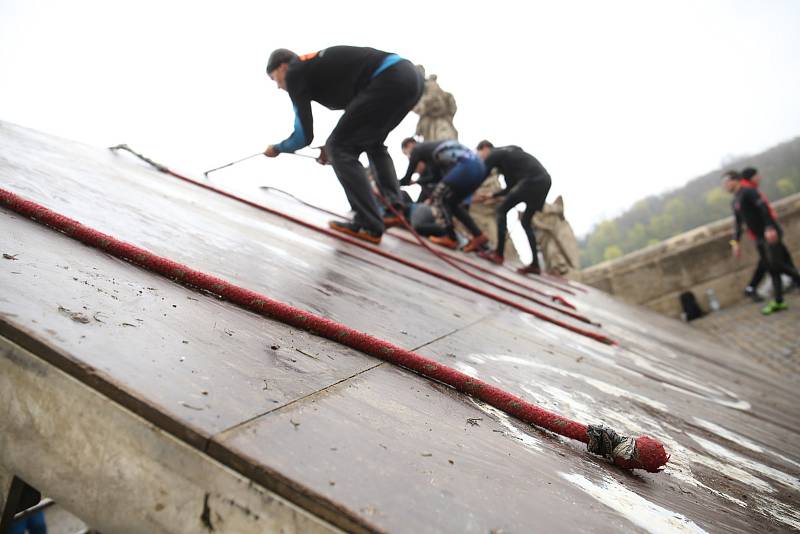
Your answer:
[531,195,580,277]
[413,66,458,142]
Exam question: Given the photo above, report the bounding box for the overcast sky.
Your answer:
[1,0,799,240]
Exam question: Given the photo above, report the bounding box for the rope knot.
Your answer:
[586,424,631,459]
[586,424,669,473]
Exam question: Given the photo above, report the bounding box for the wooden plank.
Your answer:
[211,363,779,534]
[573,283,797,398]
[415,309,800,450]
[0,208,387,444]
[0,335,345,534]
[413,312,800,529]
[212,304,800,533]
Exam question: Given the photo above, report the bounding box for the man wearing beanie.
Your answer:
[264,46,423,244]
[724,169,800,314]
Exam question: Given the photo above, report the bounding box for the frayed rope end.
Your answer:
[613,436,669,473]
[587,425,669,473]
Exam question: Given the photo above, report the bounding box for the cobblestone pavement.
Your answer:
[692,291,800,381]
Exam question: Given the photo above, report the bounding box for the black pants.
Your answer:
[762,237,800,302]
[431,182,483,239]
[326,60,424,233]
[749,240,795,289]
[496,174,551,263]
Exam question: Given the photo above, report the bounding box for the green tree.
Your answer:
[603,245,623,262]
[663,198,688,234]
[705,188,728,210]
[625,222,648,250]
[777,177,796,196]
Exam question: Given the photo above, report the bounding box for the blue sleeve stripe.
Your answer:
[371,54,403,79]
[275,105,307,153]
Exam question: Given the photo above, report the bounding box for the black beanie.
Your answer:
[267,48,298,74]
[740,167,758,180]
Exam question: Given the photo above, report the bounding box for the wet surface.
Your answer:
[692,291,800,380]
[0,123,493,349]
[2,121,799,532]
[0,209,383,444]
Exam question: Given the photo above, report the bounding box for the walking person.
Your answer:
[737,167,796,301]
[723,171,800,314]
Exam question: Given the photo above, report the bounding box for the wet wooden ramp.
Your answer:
[1,121,799,533]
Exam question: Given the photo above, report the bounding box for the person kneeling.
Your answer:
[401,138,489,251]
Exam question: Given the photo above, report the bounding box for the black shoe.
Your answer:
[744,286,764,302]
[328,220,382,244]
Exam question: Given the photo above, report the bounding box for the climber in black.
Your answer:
[264,46,424,244]
[473,141,551,274]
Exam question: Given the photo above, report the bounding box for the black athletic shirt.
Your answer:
[732,186,778,240]
[275,46,396,153]
[400,140,474,185]
[482,146,548,197]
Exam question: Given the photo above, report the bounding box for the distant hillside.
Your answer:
[579,136,800,267]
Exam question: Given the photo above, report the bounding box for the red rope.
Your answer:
[0,186,667,472]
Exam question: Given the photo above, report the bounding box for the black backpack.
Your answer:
[679,291,704,321]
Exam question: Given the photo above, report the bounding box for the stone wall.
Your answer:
[580,193,800,318]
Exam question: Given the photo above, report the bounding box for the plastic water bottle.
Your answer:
[706,288,720,312]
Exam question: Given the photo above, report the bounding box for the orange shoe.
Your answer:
[463,233,489,253]
[429,235,459,249]
[383,215,405,228]
[478,249,504,264]
[328,220,382,244]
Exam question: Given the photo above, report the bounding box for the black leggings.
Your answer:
[764,238,800,303]
[495,175,551,262]
[749,241,795,289]
[326,60,424,232]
